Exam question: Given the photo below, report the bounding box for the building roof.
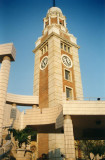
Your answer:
[47,7,62,14]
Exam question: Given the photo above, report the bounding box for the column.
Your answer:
[32,105,37,108]
[44,19,46,29]
[64,20,66,27]
[49,16,51,25]
[12,103,16,108]
[0,56,11,145]
[57,14,59,24]
[64,115,75,160]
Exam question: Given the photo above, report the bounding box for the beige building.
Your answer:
[0,6,105,160]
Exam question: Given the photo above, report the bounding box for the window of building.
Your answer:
[41,44,48,55]
[44,47,46,53]
[61,43,63,49]
[59,21,62,25]
[45,21,49,28]
[65,70,70,81]
[46,45,48,51]
[60,42,71,54]
[59,19,64,26]
[66,87,73,99]
[64,44,66,51]
[41,49,43,55]
[68,47,70,53]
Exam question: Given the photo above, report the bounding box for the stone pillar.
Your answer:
[49,16,51,25]
[57,14,59,24]
[64,20,66,27]
[64,115,75,160]
[12,103,16,108]
[0,56,11,145]
[32,105,37,108]
[44,20,45,29]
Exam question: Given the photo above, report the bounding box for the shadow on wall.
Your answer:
[49,148,65,160]
[56,109,63,129]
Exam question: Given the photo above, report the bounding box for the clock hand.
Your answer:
[66,58,68,64]
[67,58,70,65]
[44,60,46,65]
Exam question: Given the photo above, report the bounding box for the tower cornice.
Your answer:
[33,32,80,53]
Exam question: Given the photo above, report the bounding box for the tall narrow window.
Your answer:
[41,49,43,55]
[64,44,66,51]
[66,87,72,99]
[68,47,70,53]
[65,70,70,81]
[61,43,63,49]
[59,20,64,26]
[46,44,48,51]
[45,21,49,27]
[44,46,46,53]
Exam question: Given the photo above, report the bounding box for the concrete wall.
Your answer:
[49,134,65,160]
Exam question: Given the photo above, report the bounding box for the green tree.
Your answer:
[90,140,105,157]
[79,140,105,159]
[9,126,37,148]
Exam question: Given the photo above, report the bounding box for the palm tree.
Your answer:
[9,126,37,148]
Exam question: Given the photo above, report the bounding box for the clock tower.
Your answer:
[33,6,83,159]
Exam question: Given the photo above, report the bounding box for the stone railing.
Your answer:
[62,93,105,101]
[76,97,105,101]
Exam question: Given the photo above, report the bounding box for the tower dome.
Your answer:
[43,6,68,34]
[47,7,62,15]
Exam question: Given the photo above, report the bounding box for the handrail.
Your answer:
[66,97,105,101]
[0,140,12,158]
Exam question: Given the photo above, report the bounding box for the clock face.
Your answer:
[61,54,72,68]
[40,56,48,70]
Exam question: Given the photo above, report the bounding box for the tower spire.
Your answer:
[53,0,55,7]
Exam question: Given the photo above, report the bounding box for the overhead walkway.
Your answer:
[6,93,39,106]
[13,105,63,130]
[63,100,105,115]
[63,100,105,140]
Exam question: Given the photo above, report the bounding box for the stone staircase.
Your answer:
[0,128,37,160]
[0,140,12,159]
[0,128,12,159]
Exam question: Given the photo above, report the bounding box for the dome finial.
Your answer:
[53,0,55,7]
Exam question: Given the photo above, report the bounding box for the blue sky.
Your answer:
[0,0,105,110]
